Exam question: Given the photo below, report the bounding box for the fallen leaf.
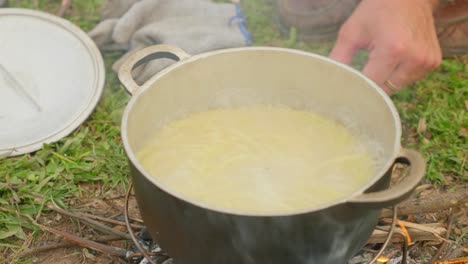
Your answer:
[83,248,96,260]
[417,117,427,133]
[113,225,126,232]
[415,184,433,193]
[5,224,26,240]
[0,230,17,240]
[458,128,468,137]
[422,137,430,145]
[445,176,455,183]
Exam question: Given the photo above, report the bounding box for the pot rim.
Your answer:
[121,46,402,217]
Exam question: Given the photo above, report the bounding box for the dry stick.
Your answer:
[104,199,145,223]
[381,218,447,241]
[368,219,448,244]
[72,211,145,230]
[16,235,126,258]
[380,219,448,238]
[56,0,73,17]
[49,205,131,240]
[431,211,455,263]
[36,224,129,258]
[380,186,468,218]
[368,228,445,244]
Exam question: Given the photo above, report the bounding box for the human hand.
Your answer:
[329,0,442,94]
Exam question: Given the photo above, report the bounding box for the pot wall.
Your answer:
[125,48,400,170]
[131,162,391,264]
[122,47,403,263]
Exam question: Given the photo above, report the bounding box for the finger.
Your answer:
[329,40,359,65]
[329,29,363,65]
[387,61,427,90]
[388,48,440,90]
[362,47,402,93]
[388,31,442,90]
[429,27,443,71]
[427,14,443,70]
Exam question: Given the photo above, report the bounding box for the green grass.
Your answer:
[0,0,467,261]
[393,59,467,183]
[1,0,130,259]
[242,0,467,183]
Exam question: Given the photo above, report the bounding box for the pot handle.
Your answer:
[349,148,426,208]
[118,44,191,95]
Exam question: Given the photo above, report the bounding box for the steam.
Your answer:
[202,206,379,264]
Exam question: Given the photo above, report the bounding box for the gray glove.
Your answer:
[0,0,8,7]
[89,0,250,85]
[99,0,139,19]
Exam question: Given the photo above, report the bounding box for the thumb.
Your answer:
[329,31,361,65]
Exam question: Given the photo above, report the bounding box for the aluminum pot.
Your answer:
[118,45,425,264]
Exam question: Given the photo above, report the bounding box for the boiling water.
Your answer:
[137,106,376,214]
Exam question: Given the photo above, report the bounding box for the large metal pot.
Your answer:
[118,45,425,264]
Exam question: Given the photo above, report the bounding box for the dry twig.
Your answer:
[49,204,131,240]
[16,235,125,258]
[36,224,129,258]
[368,223,447,244]
[56,0,73,17]
[71,211,144,230]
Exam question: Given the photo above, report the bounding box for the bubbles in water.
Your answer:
[137,105,381,214]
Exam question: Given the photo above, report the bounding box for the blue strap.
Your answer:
[229,3,253,45]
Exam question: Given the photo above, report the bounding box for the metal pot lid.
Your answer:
[0,9,105,157]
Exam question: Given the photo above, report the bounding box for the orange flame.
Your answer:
[397,220,412,245]
[433,256,468,264]
[377,256,390,263]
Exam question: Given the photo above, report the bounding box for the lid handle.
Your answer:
[118,45,191,95]
[0,63,42,112]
